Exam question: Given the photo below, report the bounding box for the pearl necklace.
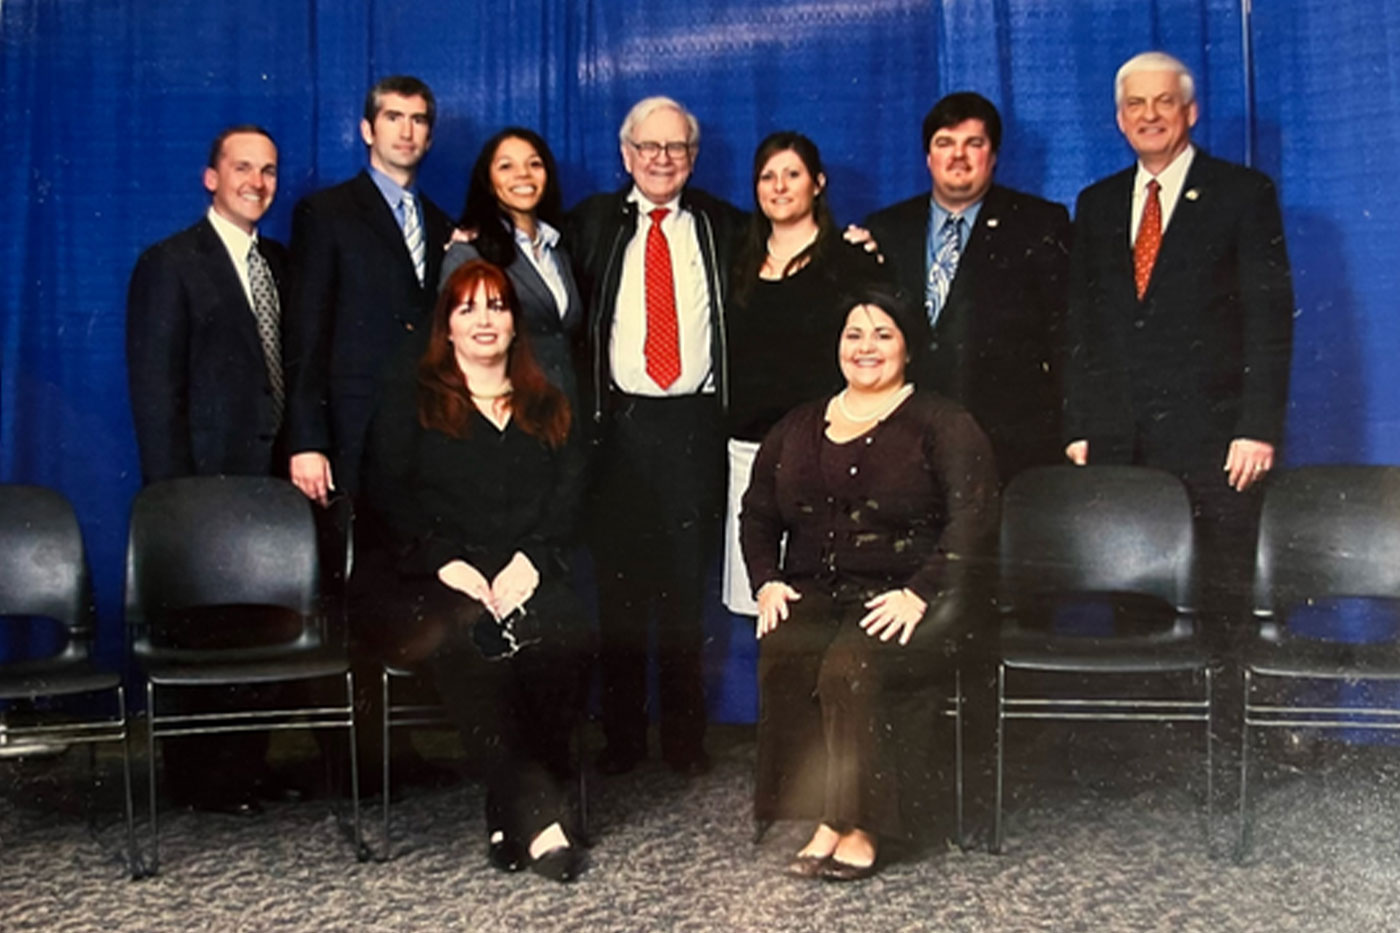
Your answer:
[765,230,818,267]
[835,384,912,423]
[470,383,513,401]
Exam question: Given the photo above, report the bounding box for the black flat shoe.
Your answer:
[488,833,528,873]
[785,853,830,879]
[529,844,581,883]
[820,856,880,882]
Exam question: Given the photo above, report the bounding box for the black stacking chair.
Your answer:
[1237,466,1400,860]
[125,476,363,873]
[994,466,1213,852]
[0,484,138,877]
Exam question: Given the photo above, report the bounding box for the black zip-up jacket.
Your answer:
[564,185,745,427]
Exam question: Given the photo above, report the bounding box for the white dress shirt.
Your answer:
[609,188,714,396]
[1130,144,1197,244]
[206,207,258,308]
[513,219,570,319]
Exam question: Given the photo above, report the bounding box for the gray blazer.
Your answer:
[440,240,584,417]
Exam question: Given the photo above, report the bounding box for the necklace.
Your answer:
[470,383,513,401]
[835,384,912,423]
[765,230,818,267]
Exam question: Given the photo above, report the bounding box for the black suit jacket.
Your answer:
[565,185,745,425]
[126,217,287,483]
[439,239,585,415]
[283,170,451,493]
[1064,151,1294,471]
[865,184,1071,483]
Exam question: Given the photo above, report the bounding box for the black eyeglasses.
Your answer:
[629,139,692,160]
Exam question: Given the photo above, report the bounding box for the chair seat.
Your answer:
[143,648,348,686]
[0,661,120,700]
[1245,637,1400,680]
[1000,626,1210,674]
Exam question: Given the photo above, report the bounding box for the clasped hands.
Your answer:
[755,582,928,645]
[437,551,539,619]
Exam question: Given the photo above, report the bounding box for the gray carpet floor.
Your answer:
[3,723,1400,932]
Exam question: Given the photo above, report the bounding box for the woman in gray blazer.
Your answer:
[440,127,583,416]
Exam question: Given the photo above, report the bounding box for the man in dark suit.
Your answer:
[865,93,1069,848]
[284,75,451,504]
[126,125,296,814]
[282,76,452,793]
[865,92,1070,485]
[1063,51,1294,633]
[567,96,744,776]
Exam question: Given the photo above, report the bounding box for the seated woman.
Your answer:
[439,127,582,415]
[723,130,879,614]
[740,285,999,880]
[354,259,590,882]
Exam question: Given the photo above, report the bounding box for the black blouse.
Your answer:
[740,391,999,602]
[361,346,586,581]
[726,241,881,442]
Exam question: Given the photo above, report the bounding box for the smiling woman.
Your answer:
[440,128,584,416]
[739,285,999,881]
[351,260,590,882]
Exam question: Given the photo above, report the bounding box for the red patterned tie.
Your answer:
[1133,179,1162,300]
[644,207,681,389]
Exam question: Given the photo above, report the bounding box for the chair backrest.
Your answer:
[0,484,94,638]
[1253,466,1400,620]
[124,476,319,628]
[999,466,1196,614]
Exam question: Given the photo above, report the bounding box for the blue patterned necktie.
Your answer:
[925,213,964,328]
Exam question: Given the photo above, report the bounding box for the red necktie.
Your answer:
[1133,179,1162,300]
[644,207,681,389]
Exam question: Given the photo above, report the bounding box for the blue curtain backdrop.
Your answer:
[2,1,1396,721]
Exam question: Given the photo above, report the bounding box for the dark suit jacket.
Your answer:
[126,217,287,483]
[565,185,745,425]
[284,170,451,493]
[865,184,1071,483]
[439,239,584,415]
[1064,151,1294,471]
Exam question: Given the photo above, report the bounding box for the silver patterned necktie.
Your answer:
[925,213,964,328]
[401,193,426,285]
[246,242,285,418]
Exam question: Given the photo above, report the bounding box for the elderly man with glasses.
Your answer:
[567,96,744,777]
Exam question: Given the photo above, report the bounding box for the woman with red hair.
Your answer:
[354,259,590,882]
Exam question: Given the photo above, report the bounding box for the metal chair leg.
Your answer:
[117,686,141,879]
[1236,669,1253,863]
[954,667,965,849]
[1205,666,1214,856]
[992,663,1006,854]
[145,680,160,876]
[346,670,365,861]
[381,667,392,861]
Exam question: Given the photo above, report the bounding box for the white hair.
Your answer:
[617,96,700,148]
[1114,51,1196,107]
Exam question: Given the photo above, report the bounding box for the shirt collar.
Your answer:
[368,164,415,210]
[929,194,984,231]
[628,186,683,217]
[511,217,560,251]
[206,206,257,258]
[1134,143,1196,191]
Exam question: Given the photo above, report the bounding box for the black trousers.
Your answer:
[755,584,964,841]
[353,558,592,841]
[590,393,724,762]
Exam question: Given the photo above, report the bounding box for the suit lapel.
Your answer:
[350,171,420,287]
[194,219,265,363]
[509,243,559,323]
[1142,153,1213,301]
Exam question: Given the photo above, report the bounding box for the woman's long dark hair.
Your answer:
[418,259,571,447]
[731,131,836,307]
[457,127,564,268]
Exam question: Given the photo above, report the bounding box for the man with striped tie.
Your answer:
[284,75,451,504]
[283,76,452,796]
